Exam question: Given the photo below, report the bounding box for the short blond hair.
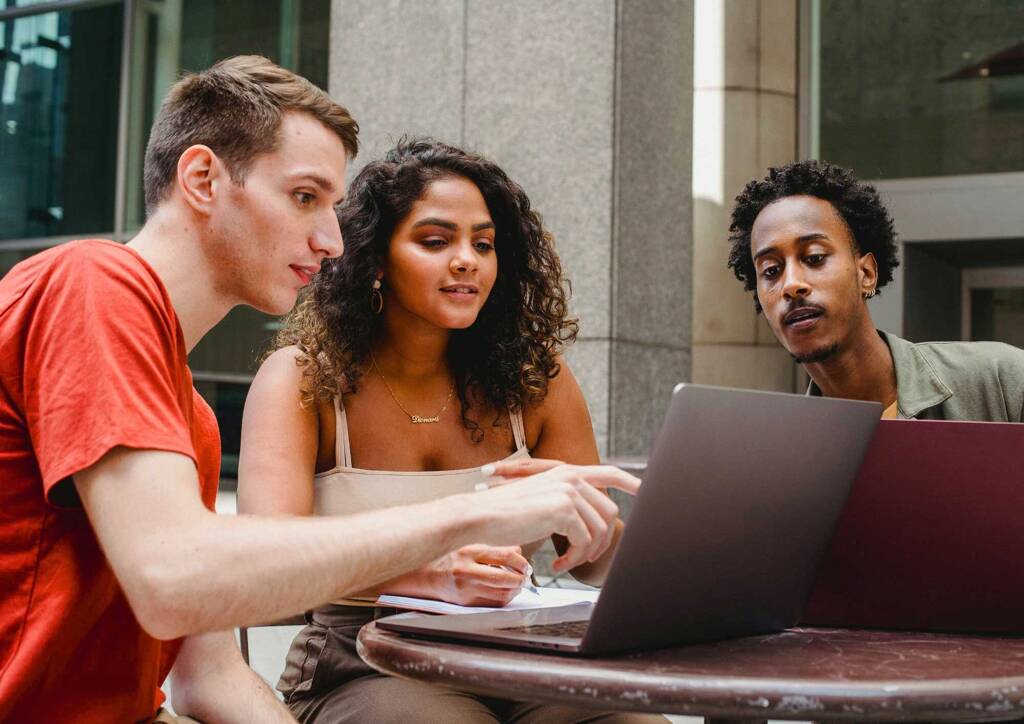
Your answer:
[143,55,359,214]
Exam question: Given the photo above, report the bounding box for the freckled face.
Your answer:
[382,176,498,330]
[750,195,877,363]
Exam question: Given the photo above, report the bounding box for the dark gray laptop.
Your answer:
[378,384,881,655]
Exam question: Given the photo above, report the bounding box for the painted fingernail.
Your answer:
[473,482,489,492]
[481,463,496,477]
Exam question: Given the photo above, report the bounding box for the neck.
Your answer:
[803,321,897,405]
[372,304,452,380]
[127,207,235,353]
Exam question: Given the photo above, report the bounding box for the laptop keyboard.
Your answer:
[497,620,590,638]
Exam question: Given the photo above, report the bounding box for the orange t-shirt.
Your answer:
[0,240,221,723]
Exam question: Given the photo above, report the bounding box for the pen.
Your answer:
[495,562,540,596]
[519,563,541,596]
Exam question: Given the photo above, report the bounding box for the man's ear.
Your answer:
[857,251,879,296]
[176,145,224,215]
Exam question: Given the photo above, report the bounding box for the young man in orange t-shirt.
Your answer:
[0,57,639,722]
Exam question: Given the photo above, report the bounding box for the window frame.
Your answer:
[798,0,1024,338]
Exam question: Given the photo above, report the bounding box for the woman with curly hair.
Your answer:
[237,138,659,723]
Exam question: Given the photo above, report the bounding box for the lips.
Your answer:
[440,284,478,297]
[290,264,319,286]
[782,305,825,328]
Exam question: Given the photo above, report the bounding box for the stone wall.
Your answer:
[329,0,693,455]
[691,0,799,392]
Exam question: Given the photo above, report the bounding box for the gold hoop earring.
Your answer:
[863,289,876,299]
[371,279,384,314]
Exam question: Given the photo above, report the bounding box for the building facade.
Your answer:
[2,0,1022,480]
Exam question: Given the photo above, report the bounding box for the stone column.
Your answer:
[691,0,799,391]
[329,0,693,456]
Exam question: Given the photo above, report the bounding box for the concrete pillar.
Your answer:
[691,0,799,391]
[329,1,693,456]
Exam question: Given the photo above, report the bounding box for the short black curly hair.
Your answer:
[727,160,900,312]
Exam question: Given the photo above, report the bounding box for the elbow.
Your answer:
[123,560,199,641]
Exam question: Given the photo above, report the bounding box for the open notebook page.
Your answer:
[376,586,599,615]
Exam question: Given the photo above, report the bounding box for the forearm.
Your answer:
[170,632,293,723]
[80,448,639,640]
[138,495,484,638]
[356,566,439,599]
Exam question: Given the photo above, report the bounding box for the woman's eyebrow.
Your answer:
[411,218,496,232]
[411,217,457,231]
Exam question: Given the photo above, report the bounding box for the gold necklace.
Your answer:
[370,352,455,424]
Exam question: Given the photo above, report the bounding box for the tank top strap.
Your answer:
[333,395,353,468]
[509,407,527,452]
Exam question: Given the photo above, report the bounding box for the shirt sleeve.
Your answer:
[21,246,198,502]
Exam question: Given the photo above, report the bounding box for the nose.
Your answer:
[449,241,478,274]
[781,264,811,302]
[312,212,344,259]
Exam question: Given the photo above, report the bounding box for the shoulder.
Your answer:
[12,240,168,316]
[3,240,153,306]
[532,356,583,406]
[912,339,1024,415]
[245,347,322,430]
[4,240,181,360]
[44,239,155,286]
[524,356,588,426]
[253,346,310,392]
[914,339,1024,379]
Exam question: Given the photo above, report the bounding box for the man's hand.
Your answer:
[469,463,640,572]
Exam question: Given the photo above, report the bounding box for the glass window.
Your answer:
[1,0,331,485]
[123,0,330,231]
[971,288,1024,348]
[0,3,122,240]
[815,0,1024,179]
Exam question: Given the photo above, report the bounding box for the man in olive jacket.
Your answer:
[726,160,1024,422]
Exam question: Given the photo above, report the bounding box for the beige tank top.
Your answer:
[313,395,531,516]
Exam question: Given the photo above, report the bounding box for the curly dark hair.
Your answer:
[727,160,900,312]
[271,137,578,440]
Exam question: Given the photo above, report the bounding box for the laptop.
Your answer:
[801,418,1024,634]
[377,384,881,655]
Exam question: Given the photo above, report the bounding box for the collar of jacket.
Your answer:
[805,330,952,418]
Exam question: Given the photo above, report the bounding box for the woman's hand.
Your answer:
[429,544,530,607]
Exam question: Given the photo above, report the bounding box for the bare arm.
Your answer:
[169,631,293,723]
[74,445,638,640]
[529,360,624,585]
[236,348,319,517]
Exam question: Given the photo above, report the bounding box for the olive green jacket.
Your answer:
[810,331,1024,422]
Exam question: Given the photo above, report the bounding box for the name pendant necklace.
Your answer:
[370,352,455,424]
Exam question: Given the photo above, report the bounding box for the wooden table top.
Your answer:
[357,622,1024,722]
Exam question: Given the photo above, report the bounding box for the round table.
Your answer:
[357,623,1024,722]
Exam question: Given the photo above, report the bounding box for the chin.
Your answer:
[790,341,840,365]
[432,310,483,329]
[252,292,298,316]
